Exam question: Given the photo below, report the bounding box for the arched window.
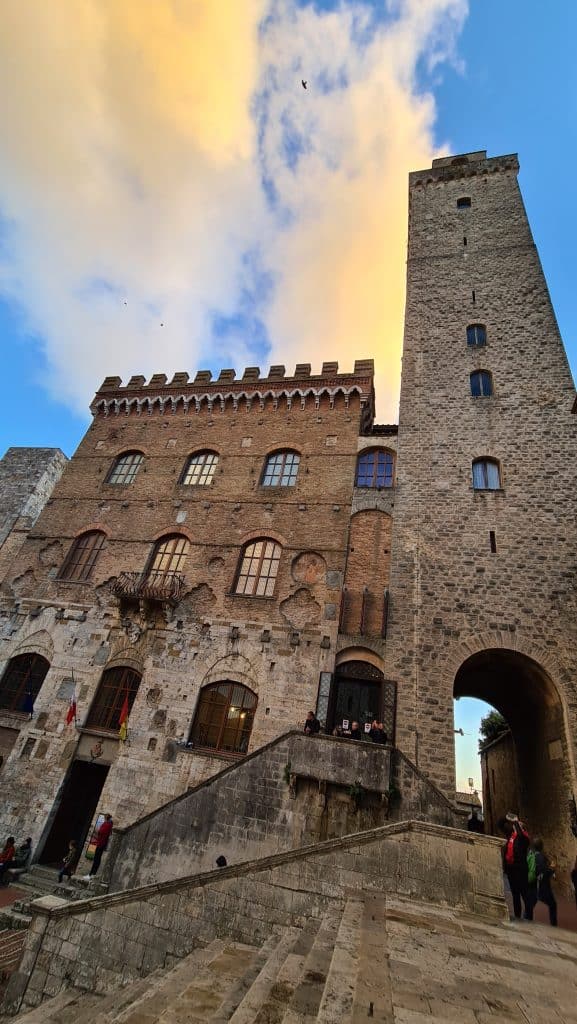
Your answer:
[470,371,493,397]
[180,451,219,486]
[106,451,144,485]
[190,681,257,755]
[355,449,395,488]
[0,654,50,713]
[234,539,281,597]
[85,666,142,732]
[457,197,471,209]
[472,458,501,490]
[58,531,106,581]
[466,324,486,347]
[261,450,300,487]
[146,535,190,586]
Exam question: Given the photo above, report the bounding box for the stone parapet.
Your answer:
[2,820,506,1015]
[90,361,376,420]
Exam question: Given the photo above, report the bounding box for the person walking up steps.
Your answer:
[83,814,113,880]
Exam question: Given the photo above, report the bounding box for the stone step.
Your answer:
[111,938,259,1024]
[225,927,305,1024]
[316,898,363,1023]
[351,895,393,1023]
[209,930,290,1023]
[2,988,103,1023]
[280,901,346,1023]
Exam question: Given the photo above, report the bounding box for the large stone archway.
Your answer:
[454,648,575,868]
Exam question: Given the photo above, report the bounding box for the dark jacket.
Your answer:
[349,727,363,741]
[304,717,320,735]
[369,727,387,745]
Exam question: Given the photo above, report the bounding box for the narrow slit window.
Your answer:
[489,531,497,553]
[457,197,471,209]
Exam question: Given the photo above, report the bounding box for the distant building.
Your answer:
[480,731,518,835]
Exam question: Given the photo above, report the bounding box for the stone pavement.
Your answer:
[5,892,577,1023]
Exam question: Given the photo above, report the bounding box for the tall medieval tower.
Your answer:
[386,150,577,861]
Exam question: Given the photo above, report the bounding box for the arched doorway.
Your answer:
[454,649,575,867]
[329,660,396,741]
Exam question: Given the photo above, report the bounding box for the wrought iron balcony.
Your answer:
[111,571,186,605]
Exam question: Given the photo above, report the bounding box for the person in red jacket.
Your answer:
[498,814,532,920]
[0,836,16,886]
[83,815,113,880]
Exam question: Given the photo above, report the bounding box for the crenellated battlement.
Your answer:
[409,151,519,187]
[90,360,376,421]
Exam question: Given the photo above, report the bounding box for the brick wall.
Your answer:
[0,363,379,851]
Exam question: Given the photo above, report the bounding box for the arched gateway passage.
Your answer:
[454,649,575,866]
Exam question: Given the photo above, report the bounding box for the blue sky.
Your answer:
[0,0,575,792]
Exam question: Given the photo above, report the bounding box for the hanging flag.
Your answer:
[118,693,129,742]
[22,690,34,717]
[66,695,77,726]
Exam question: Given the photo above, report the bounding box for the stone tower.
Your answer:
[386,150,577,862]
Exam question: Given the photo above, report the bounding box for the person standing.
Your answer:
[467,810,484,834]
[532,838,558,927]
[58,840,79,884]
[498,815,532,920]
[83,814,113,880]
[303,712,320,736]
[349,721,363,741]
[0,837,16,885]
[369,721,388,745]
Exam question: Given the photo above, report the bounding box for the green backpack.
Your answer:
[527,849,537,885]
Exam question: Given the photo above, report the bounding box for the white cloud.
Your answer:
[0,0,467,420]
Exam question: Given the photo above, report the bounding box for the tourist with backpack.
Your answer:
[531,838,558,927]
[498,815,532,920]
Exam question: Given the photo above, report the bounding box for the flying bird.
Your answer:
[302,80,307,89]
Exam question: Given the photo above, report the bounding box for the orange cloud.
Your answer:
[0,0,467,421]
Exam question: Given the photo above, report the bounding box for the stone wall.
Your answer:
[3,820,506,1014]
[0,447,67,579]
[104,731,392,891]
[385,150,577,871]
[480,730,519,834]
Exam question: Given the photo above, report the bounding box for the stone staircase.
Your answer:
[7,892,577,1023]
[6,867,105,912]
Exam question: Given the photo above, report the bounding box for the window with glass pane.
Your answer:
[180,451,219,486]
[466,324,486,347]
[58,531,106,581]
[355,449,395,488]
[85,666,142,732]
[106,452,144,485]
[146,535,190,585]
[470,371,493,397]
[472,459,501,490]
[261,451,300,487]
[0,654,50,713]
[190,681,257,754]
[234,539,281,597]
